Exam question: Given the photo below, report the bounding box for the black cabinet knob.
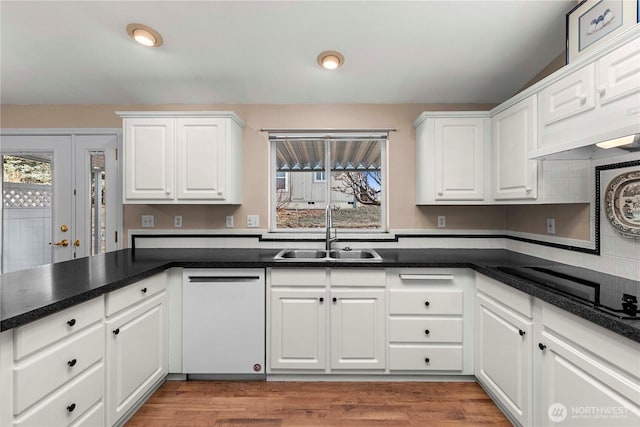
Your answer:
[67,358,77,367]
[67,318,76,327]
[519,329,526,336]
[424,329,430,336]
[141,287,148,294]
[424,357,430,364]
[319,297,324,303]
[67,403,76,412]
[332,297,337,303]
[424,301,430,307]
[113,328,120,335]
[538,343,547,351]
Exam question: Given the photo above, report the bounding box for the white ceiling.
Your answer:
[0,0,575,105]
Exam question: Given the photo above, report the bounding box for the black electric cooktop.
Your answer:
[498,266,640,320]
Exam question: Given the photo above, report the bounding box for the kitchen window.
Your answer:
[270,131,387,231]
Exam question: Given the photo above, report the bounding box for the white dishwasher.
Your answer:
[182,268,265,378]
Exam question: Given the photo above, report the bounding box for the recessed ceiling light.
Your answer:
[126,23,163,47]
[317,50,344,70]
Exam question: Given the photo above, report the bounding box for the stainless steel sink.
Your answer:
[328,249,382,261]
[273,249,327,259]
[273,248,382,262]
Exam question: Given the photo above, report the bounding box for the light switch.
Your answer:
[226,216,234,228]
[437,216,446,228]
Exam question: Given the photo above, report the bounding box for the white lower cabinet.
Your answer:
[269,287,327,370]
[3,298,106,427]
[475,274,533,427]
[476,273,640,427]
[387,269,474,374]
[536,302,640,427]
[105,274,168,426]
[330,289,385,370]
[268,268,386,373]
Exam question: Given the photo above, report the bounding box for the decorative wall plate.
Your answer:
[605,170,640,238]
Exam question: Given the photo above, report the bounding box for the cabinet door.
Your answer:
[493,95,538,200]
[540,65,595,126]
[269,288,326,370]
[597,37,640,106]
[434,118,486,201]
[176,117,227,200]
[538,333,640,427]
[330,289,385,370]
[476,293,532,427]
[106,293,167,426]
[123,118,174,200]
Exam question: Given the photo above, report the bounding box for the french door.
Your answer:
[1,130,121,273]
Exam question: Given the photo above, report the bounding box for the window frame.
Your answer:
[269,132,388,233]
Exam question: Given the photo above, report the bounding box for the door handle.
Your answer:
[74,240,80,247]
[50,239,69,247]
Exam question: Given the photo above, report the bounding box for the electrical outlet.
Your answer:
[547,218,556,234]
[174,216,182,228]
[247,215,259,228]
[437,216,446,228]
[141,215,155,228]
[226,215,234,228]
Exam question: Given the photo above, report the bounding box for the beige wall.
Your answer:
[0,103,591,243]
[506,204,590,241]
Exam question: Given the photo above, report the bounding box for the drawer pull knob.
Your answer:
[519,329,526,336]
[332,297,337,303]
[141,287,148,294]
[67,358,77,367]
[319,297,324,303]
[538,343,547,351]
[424,357,430,364]
[67,319,76,327]
[67,403,76,413]
[424,301,430,307]
[424,329,430,335]
[113,328,120,335]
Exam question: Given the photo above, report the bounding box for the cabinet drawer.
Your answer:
[389,345,463,371]
[14,297,104,360]
[270,268,326,286]
[106,273,166,317]
[14,323,104,415]
[389,318,462,343]
[389,289,463,315]
[15,363,103,427]
[330,268,385,287]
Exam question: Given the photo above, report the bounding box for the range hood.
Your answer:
[530,133,640,160]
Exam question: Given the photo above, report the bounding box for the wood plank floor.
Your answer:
[126,381,511,426]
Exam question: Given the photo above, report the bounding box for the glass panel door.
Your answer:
[1,135,73,273]
[74,134,120,258]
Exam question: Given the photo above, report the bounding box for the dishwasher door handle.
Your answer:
[188,276,261,283]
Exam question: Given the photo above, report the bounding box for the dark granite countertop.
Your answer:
[1,248,638,343]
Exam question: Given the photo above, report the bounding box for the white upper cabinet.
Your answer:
[540,65,595,126]
[123,118,175,201]
[119,111,244,204]
[492,95,538,200]
[414,112,490,204]
[176,117,228,200]
[535,32,640,158]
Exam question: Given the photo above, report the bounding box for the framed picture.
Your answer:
[566,0,639,63]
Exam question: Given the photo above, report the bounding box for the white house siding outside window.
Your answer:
[270,131,387,231]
